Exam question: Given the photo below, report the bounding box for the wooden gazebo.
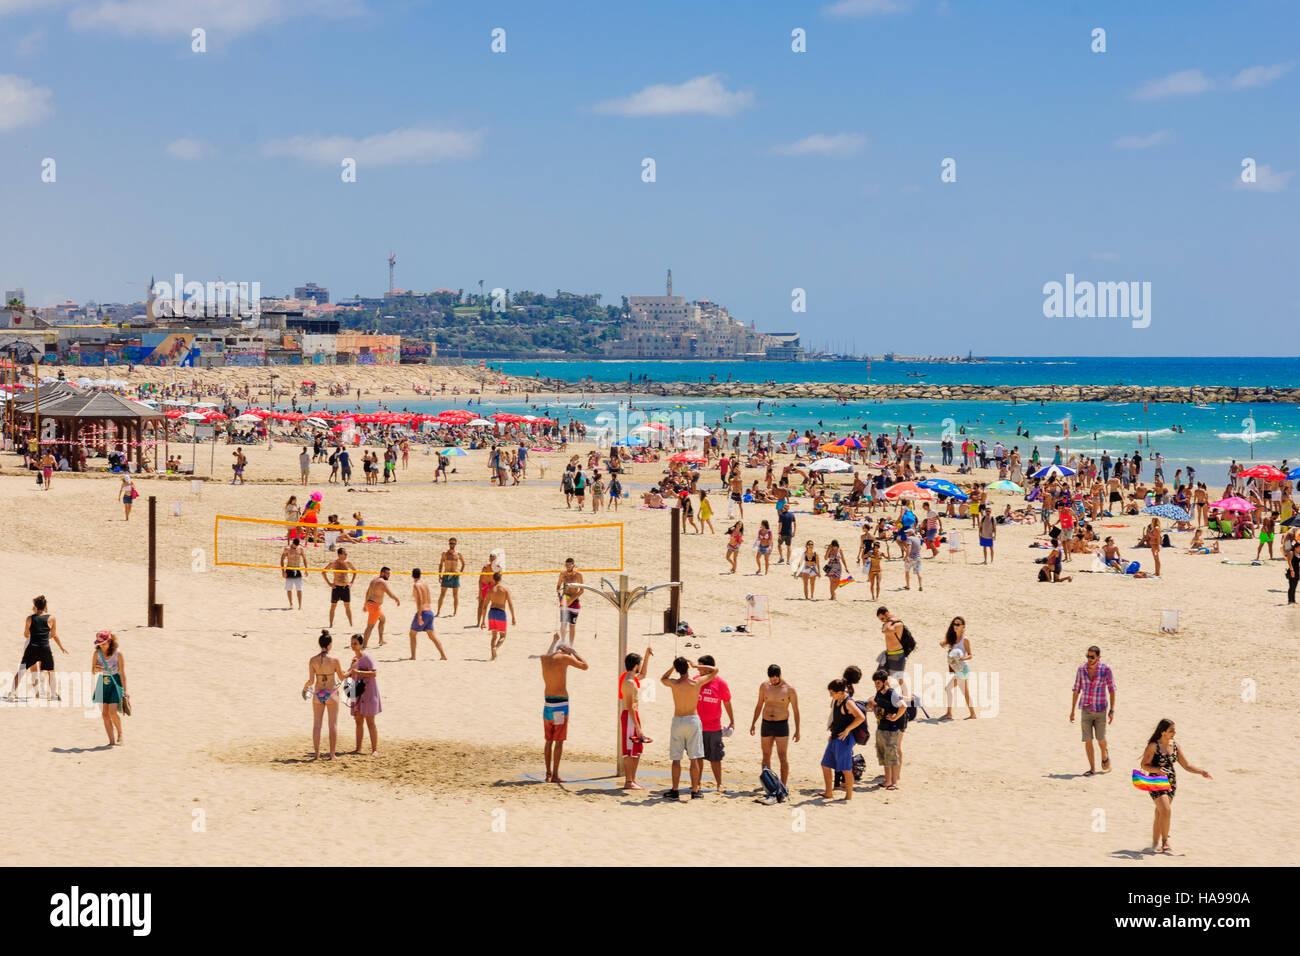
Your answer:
[11,385,164,471]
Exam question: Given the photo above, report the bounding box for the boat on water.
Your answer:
[1194,403,1216,409]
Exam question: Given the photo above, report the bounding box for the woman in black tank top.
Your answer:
[5,595,68,702]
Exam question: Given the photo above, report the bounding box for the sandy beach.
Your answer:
[1,436,1296,867]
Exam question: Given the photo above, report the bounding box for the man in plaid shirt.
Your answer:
[1070,645,1116,775]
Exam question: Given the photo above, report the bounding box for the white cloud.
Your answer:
[772,132,866,157]
[261,126,484,166]
[1133,62,1293,100]
[593,75,754,118]
[1131,69,1213,101]
[166,136,209,160]
[0,74,53,131]
[823,0,913,16]
[1228,62,1294,89]
[65,0,362,37]
[1234,164,1293,193]
[1113,130,1172,150]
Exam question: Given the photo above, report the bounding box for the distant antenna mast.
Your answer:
[388,251,396,294]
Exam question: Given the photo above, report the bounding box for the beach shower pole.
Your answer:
[147,496,163,627]
[567,574,680,775]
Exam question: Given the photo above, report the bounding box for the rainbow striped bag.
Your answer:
[1132,769,1171,792]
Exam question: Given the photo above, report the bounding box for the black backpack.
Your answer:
[758,766,788,803]
[852,701,871,744]
[898,624,917,656]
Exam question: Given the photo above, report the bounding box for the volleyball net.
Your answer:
[212,516,624,576]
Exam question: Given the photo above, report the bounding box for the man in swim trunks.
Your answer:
[482,572,516,661]
[280,538,308,610]
[749,664,800,785]
[540,638,589,782]
[979,508,997,564]
[728,470,745,518]
[555,557,584,645]
[321,549,357,627]
[776,507,796,565]
[619,647,655,790]
[436,537,465,617]
[659,656,718,800]
[876,606,912,697]
[408,568,446,661]
[362,567,401,648]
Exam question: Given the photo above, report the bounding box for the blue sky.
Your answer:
[1,0,1296,356]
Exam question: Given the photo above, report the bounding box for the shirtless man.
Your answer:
[1101,536,1123,571]
[619,647,654,789]
[749,664,801,785]
[658,657,718,800]
[540,639,589,782]
[555,557,584,646]
[321,548,357,627]
[435,538,465,617]
[876,606,912,697]
[280,538,308,610]
[362,567,401,647]
[728,470,745,518]
[407,568,446,661]
[482,572,516,661]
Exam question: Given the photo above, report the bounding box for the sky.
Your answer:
[0,0,1296,356]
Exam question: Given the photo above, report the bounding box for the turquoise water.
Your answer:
[311,392,1295,488]
[495,355,1300,389]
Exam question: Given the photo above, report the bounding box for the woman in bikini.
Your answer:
[724,522,744,573]
[799,540,821,599]
[1140,718,1211,854]
[302,630,348,760]
[755,520,773,574]
[940,617,976,720]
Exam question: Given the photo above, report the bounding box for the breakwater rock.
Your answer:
[523,379,1299,404]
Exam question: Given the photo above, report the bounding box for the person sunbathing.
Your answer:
[1184,529,1220,554]
[642,488,665,508]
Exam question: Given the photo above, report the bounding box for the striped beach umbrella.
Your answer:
[986,480,1025,493]
[1032,464,1076,479]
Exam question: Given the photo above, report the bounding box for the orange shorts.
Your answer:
[365,601,383,625]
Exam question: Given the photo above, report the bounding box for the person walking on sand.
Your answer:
[482,572,516,660]
[1140,718,1211,854]
[940,617,976,720]
[749,664,800,786]
[540,640,589,782]
[407,569,446,660]
[798,540,821,599]
[1070,645,1116,776]
[979,507,997,563]
[322,549,356,628]
[118,472,137,521]
[303,630,347,760]
[436,537,465,617]
[91,630,129,746]
[619,647,654,790]
[5,595,68,701]
[755,520,773,574]
[347,633,381,755]
[698,489,715,534]
[724,521,744,573]
[362,567,401,648]
[819,678,865,801]
[867,542,884,600]
[659,656,718,800]
[280,538,308,610]
[871,668,907,790]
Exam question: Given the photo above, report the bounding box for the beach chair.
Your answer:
[744,594,771,638]
[946,531,968,563]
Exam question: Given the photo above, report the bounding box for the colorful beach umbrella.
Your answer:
[669,451,706,464]
[1287,467,1300,481]
[918,478,967,500]
[441,447,468,456]
[986,480,1025,493]
[1211,496,1256,512]
[1143,504,1191,522]
[1239,464,1287,481]
[884,481,937,501]
[613,436,647,447]
[1032,464,1076,479]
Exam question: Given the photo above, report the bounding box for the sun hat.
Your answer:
[94,630,112,645]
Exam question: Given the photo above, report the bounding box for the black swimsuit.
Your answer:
[1150,742,1177,801]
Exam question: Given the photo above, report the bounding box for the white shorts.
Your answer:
[285,574,304,591]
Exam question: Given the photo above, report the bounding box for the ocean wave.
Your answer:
[1217,430,1280,440]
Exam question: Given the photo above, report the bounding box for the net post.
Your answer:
[616,574,630,776]
[147,496,163,627]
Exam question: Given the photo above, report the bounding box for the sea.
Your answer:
[320,356,1299,488]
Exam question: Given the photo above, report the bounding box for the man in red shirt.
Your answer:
[718,454,731,489]
[1057,504,1076,563]
[695,654,734,793]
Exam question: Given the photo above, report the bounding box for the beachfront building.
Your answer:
[293,283,329,304]
[604,276,774,359]
[336,332,400,365]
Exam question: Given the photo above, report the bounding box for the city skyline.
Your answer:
[1,0,1296,356]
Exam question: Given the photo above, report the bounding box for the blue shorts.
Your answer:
[980,536,994,548]
[488,607,508,632]
[821,735,855,772]
[411,609,435,632]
